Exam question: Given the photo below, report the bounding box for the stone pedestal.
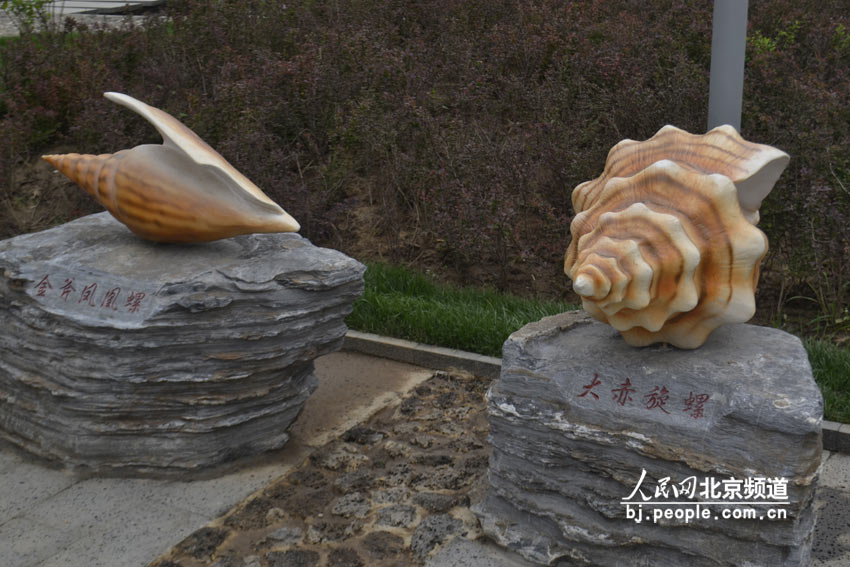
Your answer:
[0,213,364,475]
[474,312,822,567]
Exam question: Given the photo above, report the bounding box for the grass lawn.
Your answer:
[347,262,850,424]
[346,262,577,358]
[805,339,850,424]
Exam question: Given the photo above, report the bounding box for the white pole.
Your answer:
[707,0,749,132]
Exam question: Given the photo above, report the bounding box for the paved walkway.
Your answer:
[44,1,164,15]
[0,351,434,567]
[1,349,849,566]
[0,1,160,36]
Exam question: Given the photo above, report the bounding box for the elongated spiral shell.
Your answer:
[42,92,299,243]
[564,125,789,349]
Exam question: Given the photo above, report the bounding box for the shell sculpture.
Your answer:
[42,92,299,243]
[564,125,789,349]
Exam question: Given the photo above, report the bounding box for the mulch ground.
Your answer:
[150,370,492,567]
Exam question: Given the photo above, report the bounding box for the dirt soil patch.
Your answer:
[150,370,492,567]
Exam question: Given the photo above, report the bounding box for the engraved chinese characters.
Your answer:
[475,312,822,567]
[577,373,710,419]
[564,125,790,349]
[0,212,365,474]
[34,273,146,314]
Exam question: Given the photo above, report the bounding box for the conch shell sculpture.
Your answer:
[43,92,299,243]
[564,125,789,349]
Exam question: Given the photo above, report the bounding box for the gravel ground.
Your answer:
[149,370,492,567]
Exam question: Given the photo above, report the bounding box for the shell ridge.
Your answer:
[564,124,784,348]
[44,94,301,242]
[103,151,131,221]
[43,153,107,200]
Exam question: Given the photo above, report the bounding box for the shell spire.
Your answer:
[42,92,299,243]
[41,153,112,201]
[564,125,789,349]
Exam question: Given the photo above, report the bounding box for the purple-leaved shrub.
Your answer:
[0,0,848,330]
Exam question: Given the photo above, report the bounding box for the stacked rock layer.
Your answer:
[474,312,822,567]
[0,213,365,475]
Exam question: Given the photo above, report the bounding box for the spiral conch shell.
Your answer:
[42,92,299,243]
[564,125,789,349]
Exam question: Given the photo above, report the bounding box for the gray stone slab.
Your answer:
[0,212,364,475]
[25,477,164,536]
[304,351,434,447]
[426,537,537,567]
[0,442,24,474]
[476,312,822,567]
[36,503,206,567]
[24,476,207,567]
[812,455,850,567]
[147,459,304,517]
[819,451,850,493]
[0,459,76,521]
[0,516,80,567]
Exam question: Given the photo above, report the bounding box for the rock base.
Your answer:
[474,312,822,566]
[0,213,364,475]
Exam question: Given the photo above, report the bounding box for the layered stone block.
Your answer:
[475,312,822,566]
[0,213,364,475]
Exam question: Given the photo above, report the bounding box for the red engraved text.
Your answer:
[100,287,122,311]
[643,385,671,414]
[35,275,53,297]
[578,373,603,400]
[683,392,710,419]
[60,278,76,301]
[125,291,146,313]
[78,283,98,307]
[611,377,636,407]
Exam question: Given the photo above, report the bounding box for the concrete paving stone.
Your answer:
[24,477,168,536]
[304,352,433,447]
[37,501,207,567]
[0,442,24,474]
[813,482,850,567]
[0,458,76,522]
[149,461,302,517]
[45,1,163,15]
[425,537,537,567]
[0,516,81,567]
[819,451,850,493]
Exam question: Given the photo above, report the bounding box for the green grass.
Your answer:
[347,262,850,424]
[805,339,850,424]
[346,262,578,358]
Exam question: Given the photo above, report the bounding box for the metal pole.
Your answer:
[707,0,749,132]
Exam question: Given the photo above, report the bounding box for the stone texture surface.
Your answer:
[474,312,823,567]
[0,212,364,475]
[151,369,491,567]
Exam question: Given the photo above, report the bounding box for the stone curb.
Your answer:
[342,330,850,455]
[343,330,502,379]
